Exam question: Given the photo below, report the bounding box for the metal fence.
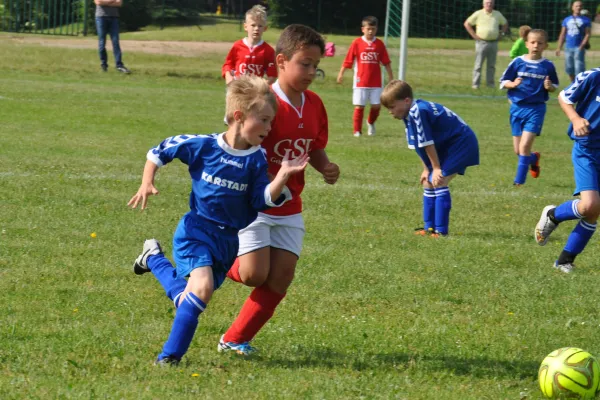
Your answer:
[0,0,87,35]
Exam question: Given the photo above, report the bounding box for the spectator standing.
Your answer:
[95,0,131,74]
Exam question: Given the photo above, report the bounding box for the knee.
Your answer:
[578,199,600,219]
[240,266,269,287]
[267,268,295,293]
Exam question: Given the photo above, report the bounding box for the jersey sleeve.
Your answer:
[413,103,435,148]
[222,44,237,78]
[249,157,291,211]
[342,40,357,69]
[548,62,560,87]
[498,12,507,26]
[499,58,519,88]
[313,97,329,150]
[264,46,277,78]
[584,17,592,29]
[466,11,479,26]
[379,43,391,66]
[147,135,204,168]
[560,70,597,105]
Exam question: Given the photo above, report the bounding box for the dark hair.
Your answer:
[362,16,378,27]
[380,80,414,108]
[275,24,325,59]
[527,28,548,43]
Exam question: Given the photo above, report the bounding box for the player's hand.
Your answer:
[280,153,310,176]
[128,183,159,210]
[322,162,340,184]
[431,168,444,187]
[419,169,430,185]
[544,76,553,90]
[572,117,591,137]
[512,78,523,88]
[336,74,343,84]
[555,49,561,57]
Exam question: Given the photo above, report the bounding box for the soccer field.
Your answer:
[1,28,600,399]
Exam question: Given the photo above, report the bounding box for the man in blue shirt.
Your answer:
[555,1,591,82]
[535,68,600,273]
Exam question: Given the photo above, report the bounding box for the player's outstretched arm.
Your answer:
[269,153,310,200]
[128,160,160,210]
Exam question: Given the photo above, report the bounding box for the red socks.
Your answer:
[223,285,286,344]
[353,107,364,133]
[226,258,242,283]
[367,107,380,124]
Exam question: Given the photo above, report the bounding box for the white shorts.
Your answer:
[352,88,383,106]
[237,212,305,257]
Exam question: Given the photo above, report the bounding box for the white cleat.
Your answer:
[353,131,362,137]
[534,205,557,246]
[553,261,575,274]
[367,122,376,136]
[133,239,163,275]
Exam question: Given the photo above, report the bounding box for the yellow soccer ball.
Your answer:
[539,347,600,399]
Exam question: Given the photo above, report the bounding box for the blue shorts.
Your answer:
[172,212,239,290]
[425,127,480,179]
[510,103,546,136]
[572,142,600,195]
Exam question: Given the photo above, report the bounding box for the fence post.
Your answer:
[83,0,88,35]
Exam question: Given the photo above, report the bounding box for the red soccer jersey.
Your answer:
[261,82,329,216]
[342,36,391,88]
[221,39,277,79]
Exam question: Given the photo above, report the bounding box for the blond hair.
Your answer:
[225,75,278,123]
[245,5,267,24]
[380,80,414,108]
[519,25,531,40]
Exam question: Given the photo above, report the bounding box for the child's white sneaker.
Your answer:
[367,122,376,136]
[133,239,163,275]
[353,131,362,137]
[553,260,575,273]
[534,205,558,246]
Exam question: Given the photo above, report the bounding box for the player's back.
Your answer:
[260,82,329,216]
[561,68,600,145]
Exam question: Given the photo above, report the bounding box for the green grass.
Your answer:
[1,33,600,400]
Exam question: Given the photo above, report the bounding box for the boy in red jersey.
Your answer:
[337,16,393,137]
[219,24,341,355]
[221,5,277,86]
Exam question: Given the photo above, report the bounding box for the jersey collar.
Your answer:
[272,80,305,118]
[217,132,261,156]
[243,38,264,51]
[361,36,376,45]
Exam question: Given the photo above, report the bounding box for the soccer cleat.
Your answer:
[367,122,376,136]
[535,205,558,246]
[553,260,575,274]
[133,239,163,275]
[154,356,180,366]
[217,335,256,356]
[530,152,541,178]
[353,131,361,137]
[116,65,131,74]
[430,231,448,238]
[414,227,434,236]
[101,64,108,72]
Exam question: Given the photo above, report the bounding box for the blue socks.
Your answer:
[514,154,535,185]
[554,200,582,223]
[564,220,597,255]
[158,292,206,361]
[434,187,452,235]
[148,254,187,307]
[423,189,436,231]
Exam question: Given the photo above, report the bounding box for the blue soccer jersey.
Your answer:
[403,100,479,176]
[560,68,600,146]
[147,133,288,232]
[500,56,559,105]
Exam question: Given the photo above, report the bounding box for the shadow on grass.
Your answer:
[265,347,538,380]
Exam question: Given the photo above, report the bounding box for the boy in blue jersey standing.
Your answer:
[127,76,309,365]
[381,80,479,237]
[500,29,559,186]
[535,68,600,273]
